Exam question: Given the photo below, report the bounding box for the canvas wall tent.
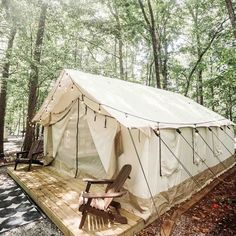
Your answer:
[33,69,235,220]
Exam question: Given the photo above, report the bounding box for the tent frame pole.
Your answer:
[75,98,80,178]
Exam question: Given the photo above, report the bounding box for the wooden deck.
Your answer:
[7,166,144,236]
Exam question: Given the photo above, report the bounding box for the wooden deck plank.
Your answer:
[7,166,144,236]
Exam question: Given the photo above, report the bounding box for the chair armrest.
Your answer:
[83,178,115,184]
[82,191,127,199]
[16,151,29,158]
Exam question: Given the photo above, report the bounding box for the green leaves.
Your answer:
[1,0,235,133]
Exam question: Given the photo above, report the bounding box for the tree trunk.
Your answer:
[114,38,117,75]
[118,38,124,79]
[162,41,168,90]
[108,1,124,80]
[151,29,161,88]
[197,69,203,105]
[225,0,236,39]
[0,27,17,154]
[23,2,48,151]
[211,85,215,111]
[138,0,161,88]
[228,87,233,120]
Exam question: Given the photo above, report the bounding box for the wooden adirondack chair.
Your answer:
[14,139,44,171]
[78,164,132,229]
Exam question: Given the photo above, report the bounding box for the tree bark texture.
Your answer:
[225,0,236,39]
[108,1,124,80]
[23,2,48,151]
[0,27,17,154]
[138,0,161,88]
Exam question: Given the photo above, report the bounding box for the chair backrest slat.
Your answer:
[104,164,131,209]
[28,140,43,159]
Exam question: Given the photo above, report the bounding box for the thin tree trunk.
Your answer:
[108,1,124,80]
[162,41,168,90]
[228,87,233,120]
[225,0,236,39]
[196,18,204,105]
[138,0,161,88]
[197,69,203,105]
[23,2,48,150]
[118,38,124,79]
[211,85,215,111]
[114,38,117,75]
[0,27,17,154]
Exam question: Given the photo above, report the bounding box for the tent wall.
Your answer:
[49,102,106,178]
[117,126,235,220]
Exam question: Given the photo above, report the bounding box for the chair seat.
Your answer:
[79,193,106,211]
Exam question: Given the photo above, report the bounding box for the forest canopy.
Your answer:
[0,0,235,152]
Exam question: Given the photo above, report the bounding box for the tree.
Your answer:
[107,1,125,80]
[225,0,236,39]
[23,1,48,150]
[0,27,16,154]
[0,0,17,154]
[138,0,161,88]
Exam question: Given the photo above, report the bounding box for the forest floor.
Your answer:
[137,165,236,236]
[1,137,236,236]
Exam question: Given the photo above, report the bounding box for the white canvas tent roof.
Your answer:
[33,69,233,128]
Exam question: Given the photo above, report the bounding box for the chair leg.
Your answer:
[28,160,32,171]
[112,210,127,224]
[79,211,88,229]
[14,161,18,170]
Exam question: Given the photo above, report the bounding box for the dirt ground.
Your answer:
[137,165,236,236]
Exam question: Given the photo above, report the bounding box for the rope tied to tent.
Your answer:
[208,127,235,158]
[194,128,227,169]
[153,129,202,189]
[176,129,216,178]
[128,128,168,236]
[128,129,158,213]
[219,127,235,142]
[176,129,234,185]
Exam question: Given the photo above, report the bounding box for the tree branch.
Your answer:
[184,19,228,96]
[138,0,151,29]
